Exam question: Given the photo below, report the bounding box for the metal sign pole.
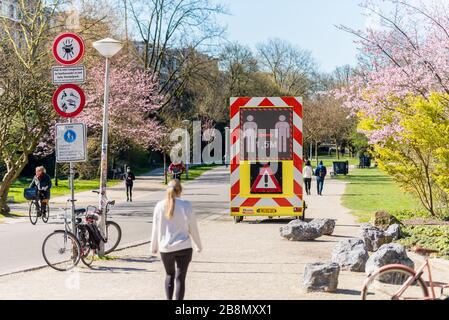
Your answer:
[69,118,76,233]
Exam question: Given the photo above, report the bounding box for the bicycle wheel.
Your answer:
[42,230,81,271]
[104,221,122,254]
[42,204,50,224]
[80,242,95,267]
[29,201,38,225]
[362,265,429,300]
[78,227,95,267]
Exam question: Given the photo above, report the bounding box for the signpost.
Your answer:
[52,66,86,85]
[52,83,86,118]
[53,33,85,66]
[230,97,305,223]
[52,33,87,233]
[55,123,88,163]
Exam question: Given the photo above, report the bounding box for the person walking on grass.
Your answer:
[124,167,136,202]
[314,161,328,196]
[303,160,313,195]
[151,179,202,300]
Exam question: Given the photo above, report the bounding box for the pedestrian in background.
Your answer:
[314,161,328,196]
[124,167,136,202]
[303,160,313,195]
[151,179,202,300]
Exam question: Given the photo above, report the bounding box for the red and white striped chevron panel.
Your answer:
[230,97,304,208]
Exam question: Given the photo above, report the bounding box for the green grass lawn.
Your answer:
[336,167,423,222]
[308,154,360,168]
[183,164,220,181]
[8,178,120,204]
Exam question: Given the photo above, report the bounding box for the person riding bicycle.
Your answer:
[29,166,52,217]
[168,161,185,181]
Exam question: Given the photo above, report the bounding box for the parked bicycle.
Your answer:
[42,191,122,271]
[92,190,122,254]
[41,205,87,271]
[361,246,449,300]
[24,188,50,225]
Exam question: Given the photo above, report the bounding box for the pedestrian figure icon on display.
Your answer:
[64,130,77,143]
[275,115,290,153]
[243,115,258,155]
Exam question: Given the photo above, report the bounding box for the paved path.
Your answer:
[2,170,448,299]
[0,167,226,276]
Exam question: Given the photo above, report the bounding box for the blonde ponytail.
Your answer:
[165,179,182,219]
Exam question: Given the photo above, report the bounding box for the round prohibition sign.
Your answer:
[52,84,86,118]
[53,33,85,65]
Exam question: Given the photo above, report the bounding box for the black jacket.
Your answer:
[29,173,52,199]
[124,172,136,186]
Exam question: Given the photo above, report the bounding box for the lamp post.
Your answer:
[93,38,123,256]
[182,120,190,180]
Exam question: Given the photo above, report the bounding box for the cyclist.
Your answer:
[29,166,52,217]
[168,161,185,181]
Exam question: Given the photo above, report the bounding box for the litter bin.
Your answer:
[333,161,349,175]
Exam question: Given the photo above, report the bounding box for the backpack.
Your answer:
[316,166,327,178]
[85,223,105,249]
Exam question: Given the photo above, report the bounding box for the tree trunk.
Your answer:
[315,141,319,166]
[0,161,29,215]
[163,152,168,185]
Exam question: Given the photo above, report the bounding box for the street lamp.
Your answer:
[182,120,190,180]
[93,37,123,256]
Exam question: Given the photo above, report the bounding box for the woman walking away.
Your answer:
[303,160,313,196]
[151,179,202,300]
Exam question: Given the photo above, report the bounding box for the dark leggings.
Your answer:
[160,248,193,300]
[126,184,133,199]
[304,178,312,194]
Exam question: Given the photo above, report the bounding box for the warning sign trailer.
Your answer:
[230,97,305,223]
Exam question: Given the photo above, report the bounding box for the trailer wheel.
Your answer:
[234,216,244,223]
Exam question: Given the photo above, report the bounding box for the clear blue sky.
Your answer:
[218,0,368,72]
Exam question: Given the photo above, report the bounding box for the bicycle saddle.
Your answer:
[74,208,86,215]
[411,246,439,256]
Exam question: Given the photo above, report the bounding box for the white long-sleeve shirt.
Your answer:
[303,166,314,179]
[151,198,202,253]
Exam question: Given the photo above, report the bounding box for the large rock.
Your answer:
[360,224,393,252]
[373,211,401,230]
[365,243,414,283]
[331,238,369,272]
[280,220,322,241]
[385,224,402,240]
[302,263,340,293]
[310,219,336,236]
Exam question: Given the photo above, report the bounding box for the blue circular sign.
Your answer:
[64,130,77,143]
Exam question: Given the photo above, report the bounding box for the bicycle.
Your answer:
[24,188,50,225]
[361,246,449,300]
[41,206,82,271]
[92,190,122,255]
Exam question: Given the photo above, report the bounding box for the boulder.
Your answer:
[373,211,401,230]
[365,243,414,283]
[280,220,322,241]
[302,263,340,293]
[310,219,336,236]
[360,224,393,252]
[331,238,369,272]
[385,224,402,240]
